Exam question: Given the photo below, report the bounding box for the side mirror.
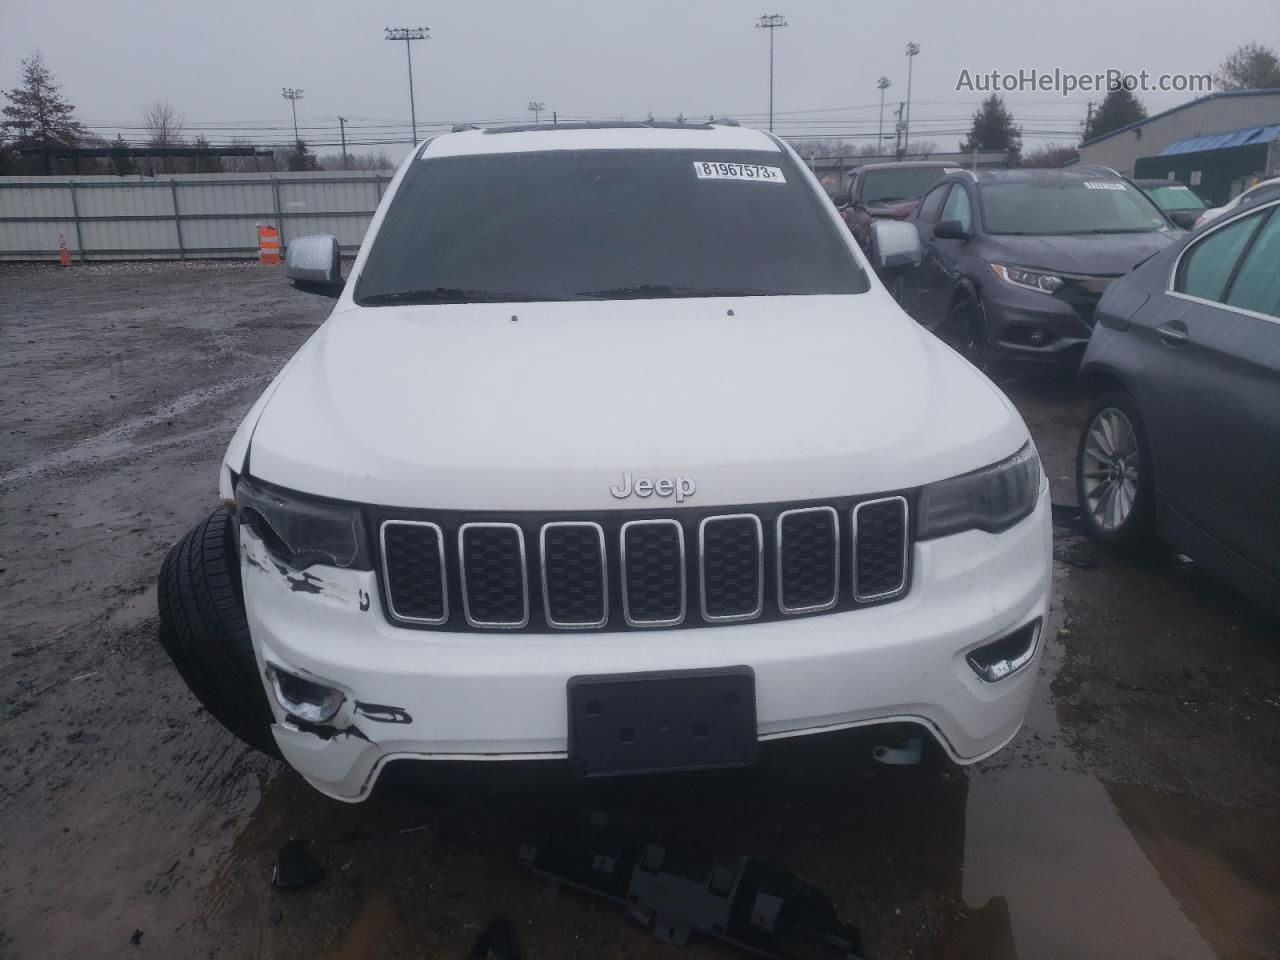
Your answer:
[284,234,344,298]
[934,219,970,241]
[869,220,922,273]
[832,192,852,208]
[1168,209,1198,230]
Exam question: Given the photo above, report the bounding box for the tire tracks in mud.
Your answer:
[1,376,264,486]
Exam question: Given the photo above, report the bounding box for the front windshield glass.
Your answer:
[862,167,950,203]
[1145,184,1207,212]
[355,148,868,304]
[979,178,1169,235]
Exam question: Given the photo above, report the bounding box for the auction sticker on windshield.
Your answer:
[1083,181,1126,191]
[694,161,787,183]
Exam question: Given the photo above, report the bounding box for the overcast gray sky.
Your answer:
[3,0,1277,158]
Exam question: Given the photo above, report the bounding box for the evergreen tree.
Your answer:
[1084,87,1148,140]
[286,139,320,172]
[959,95,1021,162]
[2,53,83,171]
[1216,42,1280,91]
[107,135,136,176]
[190,136,224,173]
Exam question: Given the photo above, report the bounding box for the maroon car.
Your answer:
[838,161,957,250]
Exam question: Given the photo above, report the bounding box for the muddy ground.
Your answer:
[1,261,1277,960]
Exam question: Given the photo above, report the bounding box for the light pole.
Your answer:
[281,88,303,143]
[385,26,430,144]
[876,77,891,156]
[904,42,920,157]
[338,116,348,169]
[528,101,546,124]
[755,14,788,132]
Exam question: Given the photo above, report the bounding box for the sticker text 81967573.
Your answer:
[694,161,787,183]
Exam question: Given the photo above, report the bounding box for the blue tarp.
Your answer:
[1160,124,1280,155]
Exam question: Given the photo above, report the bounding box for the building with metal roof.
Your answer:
[1076,89,1280,176]
[1132,121,1280,205]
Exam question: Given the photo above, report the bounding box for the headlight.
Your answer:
[235,475,371,570]
[917,442,1041,540]
[990,263,1064,294]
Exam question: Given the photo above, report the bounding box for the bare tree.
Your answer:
[141,99,184,146]
[1022,142,1080,168]
[141,99,184,172]
[318,149,394,171]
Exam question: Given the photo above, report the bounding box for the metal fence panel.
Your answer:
[0,171,393,261]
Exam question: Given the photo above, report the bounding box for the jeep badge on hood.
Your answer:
[609,472,697,502]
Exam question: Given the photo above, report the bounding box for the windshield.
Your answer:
[979,179,1169,235]
[1145,184,1207,212]
[863,167,950,203]
[355,148,867,304]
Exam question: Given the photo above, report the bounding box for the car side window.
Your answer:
[941,185,973,231]
[917,184,950,223]
[1224,209,1280,318]
[1175,210,1267,302]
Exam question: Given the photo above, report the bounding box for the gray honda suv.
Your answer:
[900,167,1180,369]
[1075,182,1280,614]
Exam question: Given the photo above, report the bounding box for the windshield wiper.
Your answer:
[359,287,579,305]
[576,284,790,300]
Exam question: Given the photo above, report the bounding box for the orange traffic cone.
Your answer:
[58,234,72,268]
[258,225,282,265]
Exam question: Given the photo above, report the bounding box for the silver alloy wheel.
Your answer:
[1082,407,1140,532]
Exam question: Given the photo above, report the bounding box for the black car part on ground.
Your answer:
[519,812,865,960]
[156,507,279,757]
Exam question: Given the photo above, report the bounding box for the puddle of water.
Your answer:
[961,585,1216,960]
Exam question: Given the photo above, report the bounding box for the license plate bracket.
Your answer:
[567,667,757,778]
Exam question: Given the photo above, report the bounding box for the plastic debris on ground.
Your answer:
[519,811,864,959]
[271,838,324,889]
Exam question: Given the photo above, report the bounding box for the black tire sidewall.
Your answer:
[156,508,279,757]
[944,293,992,372]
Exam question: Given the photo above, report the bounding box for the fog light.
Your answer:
[967,619,1041,682]
[1027,329,1049,346]
[266,665,345,723]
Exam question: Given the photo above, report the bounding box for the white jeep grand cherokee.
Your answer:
[157,122,1051,802]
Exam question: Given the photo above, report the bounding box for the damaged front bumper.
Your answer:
[240,490,1051,802]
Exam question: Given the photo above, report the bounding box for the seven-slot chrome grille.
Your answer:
[377,495,910,633]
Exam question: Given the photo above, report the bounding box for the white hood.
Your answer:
[246,292,1027,510]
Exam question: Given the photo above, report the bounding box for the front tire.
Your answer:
[1075,391,1156,554]
[938,294,993,372]
[156,508,279,757]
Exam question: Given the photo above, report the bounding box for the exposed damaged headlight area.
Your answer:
[235,475,372,571]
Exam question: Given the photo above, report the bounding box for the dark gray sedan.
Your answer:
[1076,183,1280,614]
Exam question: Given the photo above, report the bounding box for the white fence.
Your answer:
[0,170,394,262]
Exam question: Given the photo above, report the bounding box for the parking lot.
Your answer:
[2,260,1279,959]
